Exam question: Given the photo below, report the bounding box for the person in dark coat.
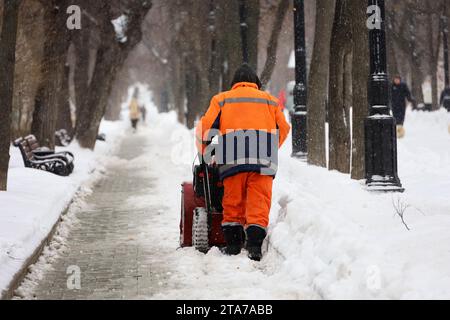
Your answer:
[391,75,414,126]
[440,86,450,111]
[140,104,147,123]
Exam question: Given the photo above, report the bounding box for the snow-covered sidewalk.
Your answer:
[71,102,448,300]
[5,86,450,299]
[0,120,128,297]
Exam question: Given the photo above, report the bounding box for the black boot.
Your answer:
[221,225,244,255]
[246,226,267,261]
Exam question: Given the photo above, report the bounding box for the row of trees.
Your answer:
[1,0,447,190]
[0,0,153,190]
[306,0,369,180]
[0,0,299,192]
[307,0,449,180]
[387,0,449,110]
[139,0,303,128]
[140,0,448,181]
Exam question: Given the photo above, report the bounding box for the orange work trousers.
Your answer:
[222,172,273,229]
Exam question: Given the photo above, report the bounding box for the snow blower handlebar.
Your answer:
[199,161,213,215]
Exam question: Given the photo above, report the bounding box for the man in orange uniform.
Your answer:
[196,64,290,261]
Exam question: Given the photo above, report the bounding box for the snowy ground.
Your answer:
[143,105,450,300]
[3,84,450,299]
[0,117,128,296]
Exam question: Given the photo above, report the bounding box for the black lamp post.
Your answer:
[291,0,308,158]
[364,0,404,192]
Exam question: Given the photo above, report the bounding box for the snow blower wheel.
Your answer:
[192,207,209,253]
[179,160,226,251]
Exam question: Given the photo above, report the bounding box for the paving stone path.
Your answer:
[25,133,173,299]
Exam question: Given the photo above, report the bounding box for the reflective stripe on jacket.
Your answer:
[196,82,291,180]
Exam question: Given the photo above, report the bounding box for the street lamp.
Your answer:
[291,0,308,158]
[364,0,404,192]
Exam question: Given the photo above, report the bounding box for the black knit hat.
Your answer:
[231,63,262,89]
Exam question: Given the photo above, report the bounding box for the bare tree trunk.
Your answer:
[430,65,439,110]
[218,0,243,90]
[349,0,369,180]
[410,62,425,103]
[56,64,73,135]
[12,1,45,140]
[31,0,69,149]
[208,0,221,97]
[0,0,21,191]
[172,51,186,123]
[167,0,187,123]
[387,3,423,104]
[76,43,120,148]
[328,0,352,174]
[185,59,197,129]
[73,7,91,129]
[76,1,152,149]
[386,11,400,77]
[426,9,442,111]
[246,0,260,72]
[260,0,290,89]
[306,0,335,168]
[176,0,211,129]
[407,13,425,104]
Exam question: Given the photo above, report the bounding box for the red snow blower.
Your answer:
[180,160,226,252]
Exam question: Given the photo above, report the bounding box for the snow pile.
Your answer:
[133,96,450,299]
[0,119,128,296]
[111,14,128,43]
[249,108,450,299]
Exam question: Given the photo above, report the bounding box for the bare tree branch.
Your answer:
[392,197,411,231]
[259,0,289,89]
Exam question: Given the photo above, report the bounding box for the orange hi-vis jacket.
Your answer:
[196,82,291,180]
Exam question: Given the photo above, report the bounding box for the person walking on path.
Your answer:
[140,104,147,123]
[195,64,291,261]
[391,75,414,138]
[129,89,141,132]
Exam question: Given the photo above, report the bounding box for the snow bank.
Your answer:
[0,119,128,295]
[267,109,450,299]
[140,97,450,299]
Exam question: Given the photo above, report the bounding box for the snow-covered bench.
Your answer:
[13,136,74,176]
[24,135,74,165]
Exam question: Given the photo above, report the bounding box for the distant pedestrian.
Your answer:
[391,75,414,138]
[278,89,287,112]
[140,104,147,123]
[129,89,141,132]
